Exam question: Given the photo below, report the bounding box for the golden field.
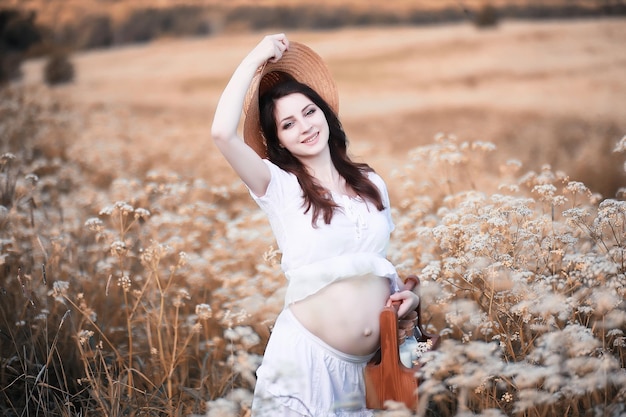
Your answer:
[1,13,626,417]
[19,17,626,197]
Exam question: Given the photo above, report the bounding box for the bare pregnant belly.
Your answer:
[289,274,391,356]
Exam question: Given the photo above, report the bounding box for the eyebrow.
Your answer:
[279,103,316,124]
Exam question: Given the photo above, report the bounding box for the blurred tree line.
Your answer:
[0,9,73,86]
[1,1,624,86]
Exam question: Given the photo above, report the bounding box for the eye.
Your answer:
[281,121,293,130]
[305,107,316,116]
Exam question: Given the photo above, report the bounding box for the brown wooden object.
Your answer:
[364,276,440,410]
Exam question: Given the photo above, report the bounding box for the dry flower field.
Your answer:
[1,15,626,417]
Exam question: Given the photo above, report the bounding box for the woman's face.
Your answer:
[273,93,330,159]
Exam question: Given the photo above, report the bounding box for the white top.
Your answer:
[250,159,400,306]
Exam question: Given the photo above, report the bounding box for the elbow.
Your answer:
[211,125,231,145]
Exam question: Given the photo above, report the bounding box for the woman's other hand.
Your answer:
[387,290,420,319]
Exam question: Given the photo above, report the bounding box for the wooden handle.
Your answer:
[364,306,418,409]
[364,274,441,410]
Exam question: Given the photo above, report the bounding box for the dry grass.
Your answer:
[2,18,626,417]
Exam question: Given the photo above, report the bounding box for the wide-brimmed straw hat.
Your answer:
[243,41,339,158]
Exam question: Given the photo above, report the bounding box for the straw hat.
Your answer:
[243,41,339,158]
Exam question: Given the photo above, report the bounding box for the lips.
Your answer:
[302,132,319,144]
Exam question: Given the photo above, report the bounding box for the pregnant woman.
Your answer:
[211,33,419,416]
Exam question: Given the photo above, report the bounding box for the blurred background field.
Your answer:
[2,0,625,197]
[1,1,626,416]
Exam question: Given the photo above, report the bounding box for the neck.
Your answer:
[300,153,351,196]
[302,153,336,179]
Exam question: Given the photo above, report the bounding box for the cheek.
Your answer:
[277,129,296,146]
[314,113,329,130]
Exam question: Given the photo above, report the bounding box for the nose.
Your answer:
[300,118,312,133]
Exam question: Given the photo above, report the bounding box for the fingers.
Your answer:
[246,33,290,68]
[388,291,420,318]
[266,33,289,63]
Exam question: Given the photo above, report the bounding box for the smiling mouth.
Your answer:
[302,132,318,144]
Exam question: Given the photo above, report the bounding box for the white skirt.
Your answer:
[251,308,375,417]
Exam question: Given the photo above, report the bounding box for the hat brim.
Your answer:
[243,41,339,158]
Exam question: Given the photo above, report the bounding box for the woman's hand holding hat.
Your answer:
[247,33,290,68]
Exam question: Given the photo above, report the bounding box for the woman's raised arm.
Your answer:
[211,34,289,196]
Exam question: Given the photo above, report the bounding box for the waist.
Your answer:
[289,274,391,356]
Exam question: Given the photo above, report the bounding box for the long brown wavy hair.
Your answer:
[258,76,385,226]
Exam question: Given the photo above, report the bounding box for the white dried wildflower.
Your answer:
[98,205,113,216]
[228,351,262,386]
[224,327,239,342]
[614,135,626,153]
[474,380,487,394]
[501,392,513,403]
[514,389,559,413]
[514,204,533,217]
[141,241,169,267]
[433,132,446,143]
[117,275,131,292]
[562,207,590,226]
[110,240,127,257]
[204,398,238,417]
[134,208,150,220]
[233,309,251,324]
[471,141,496,152]
[439,150,465,165]
[262,245,281,266]
[0,153,16,164]
[590,289,621,315]
[564,181,591,196]
[84,218,105,237]
[24,174,38,185]
[177,251,189,267]
[469,233,490,253]
[596,199,625,228]
[195,303,212,320]
[498,183,520,193]
[34,312,48,321]
[78,329,94,346]
[552,195,568,207]
[173,288,190,308]
[413,340,433,360]
[150,347,158,355]
[114,201,134,216]
[235,326,261,348]
[532,184,557,199]
[49,280,69,303]
[505,159,522,169]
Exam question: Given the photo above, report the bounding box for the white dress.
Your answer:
[249,160,400,417]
